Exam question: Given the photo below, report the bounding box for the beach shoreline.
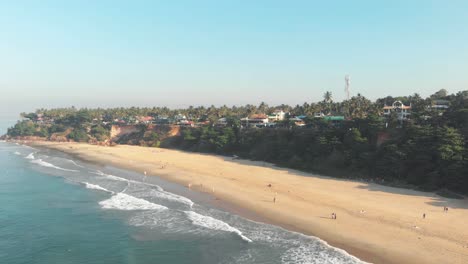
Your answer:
[27,141,468,264]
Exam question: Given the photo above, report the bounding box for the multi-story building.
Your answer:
[383,101,411,120]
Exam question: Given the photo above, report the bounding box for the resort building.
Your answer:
[383,101,411,120]
[136,116,153,124]
[314,112,325,118]
[216,117,228,126]
[174,114,187,122]
[154,116,170,125]
[289,117,306,127]
[268,110,286,122]
[241,114,269,127]
[429,99,450,111]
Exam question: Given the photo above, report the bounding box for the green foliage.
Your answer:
[21,112,38,120]
[90,125,109,141]
[182,128,197,141]
[7,121,37,137]
[6,89,468,195]
[168,120,468,194]
[435,127,463,161]
[145,131,159,141]
[144,131,161,147]
[75,110,92,124]
[67,129,89,142]
[49,124,66,133]
[34,127,49,138]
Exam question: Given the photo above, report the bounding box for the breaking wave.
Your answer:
[92,170,194,207]
[280,244,364,264]
[152,189,194,208]
[83,182,113,193]
[184,211,252,243]
[92,170,164,191]
[26,152,35,159]
[99,193,168,211]
[236,218,366,263]
[30,159,79,172]
[67,159,84,168]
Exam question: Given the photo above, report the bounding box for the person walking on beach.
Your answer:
[273,192,277,203]
[423,213,426,219]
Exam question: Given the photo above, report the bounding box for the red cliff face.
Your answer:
[110,125,140,141]
[110,125,181,141]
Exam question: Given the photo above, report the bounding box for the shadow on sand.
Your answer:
[356,183,468,209]
[220,155,468,210]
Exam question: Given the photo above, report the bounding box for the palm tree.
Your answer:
[323,91,333,114]
[323,91,333,103]
[258,102,269,114]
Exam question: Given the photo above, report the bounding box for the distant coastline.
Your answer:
[27,141,468,264]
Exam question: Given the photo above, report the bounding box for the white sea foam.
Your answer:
[30,159,79,172]
[83,182,113,193]
[107,174,132,182]
[91,170,105,176]
[67,159,84,168]
[97,171,193,207]
[99,193,168,211]
[155,190,194,208]
[98,171,194,207]
[92,170,164,191]
[14,151,21,155]
[91,171,128,181]
[280,244,365,264]
[128,210,190,234]
[238,218,366,263]
[184,211,252,243]
[26,152,35,159]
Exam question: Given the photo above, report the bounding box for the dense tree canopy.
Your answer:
[6,89,468,195]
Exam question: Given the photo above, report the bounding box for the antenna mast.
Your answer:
[345,74,350,100]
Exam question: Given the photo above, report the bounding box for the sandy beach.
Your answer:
[31,142,468,264]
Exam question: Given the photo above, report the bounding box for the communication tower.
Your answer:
[345,75,350,100]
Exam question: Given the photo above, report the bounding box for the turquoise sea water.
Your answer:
[0,141,366,264]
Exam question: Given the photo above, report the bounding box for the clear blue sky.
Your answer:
[1,0,467,119]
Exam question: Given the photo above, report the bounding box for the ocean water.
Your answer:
[0,141,366,264]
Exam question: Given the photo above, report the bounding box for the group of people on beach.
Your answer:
[242,181,453,224]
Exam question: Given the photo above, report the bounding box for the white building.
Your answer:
[314,112,325,118]
[268,110,286,122]
[241,114,269,127]
[174,114,187,122]
[430,99,450,111]
[383,101,411,120]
